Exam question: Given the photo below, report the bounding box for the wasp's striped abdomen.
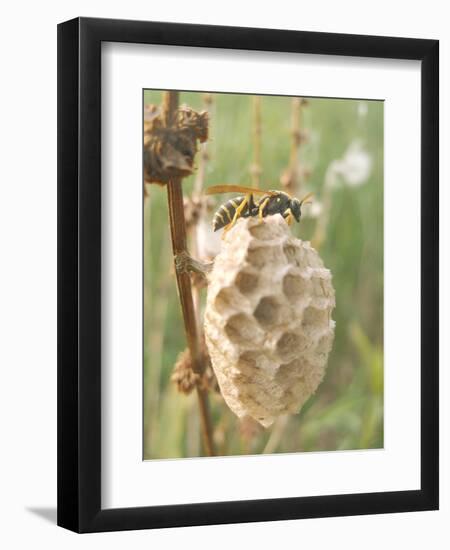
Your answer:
[212,196,247,231]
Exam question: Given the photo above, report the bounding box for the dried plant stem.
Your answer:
[191,93,213,323]
[251,96,262,188]
[289,98,302,188]
[262,415,290,454]
[311,185,332,249]
[193,93,212,198]
[163,91,215,456]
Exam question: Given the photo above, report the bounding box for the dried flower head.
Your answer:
[171,348,200,395]
[171,341,218,395]
[183,195,215,231]
[144,104,209,185]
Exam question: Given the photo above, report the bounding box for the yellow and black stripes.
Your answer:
[212,195,247,231]
[211,189,307,231]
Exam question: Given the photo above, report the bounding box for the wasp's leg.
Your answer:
[258,197,270,221]
[223,194,251,235]
[283,208,294,226]
[248,193,257,211]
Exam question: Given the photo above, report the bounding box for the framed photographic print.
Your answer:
[57,17,439,532]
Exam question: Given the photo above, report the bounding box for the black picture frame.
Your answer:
[57,17,439,533]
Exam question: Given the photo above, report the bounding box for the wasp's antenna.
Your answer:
[300,191,314,206]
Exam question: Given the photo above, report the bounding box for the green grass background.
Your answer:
[143,91,383,459]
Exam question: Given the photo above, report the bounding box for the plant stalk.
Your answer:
[251,96,262,188]
[162,91,215,457]
[191,93,213,326]
[289,98,302,189]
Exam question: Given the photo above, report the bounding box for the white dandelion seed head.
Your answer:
[357,101,368,119]
[302,200,323,219]
[325,141,372,189]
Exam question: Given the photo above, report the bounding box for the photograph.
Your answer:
[143,89,384,460]
[54,9,439,537]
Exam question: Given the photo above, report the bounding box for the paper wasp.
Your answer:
[206,185,313,232]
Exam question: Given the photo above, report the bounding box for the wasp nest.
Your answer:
[204,216,335,427]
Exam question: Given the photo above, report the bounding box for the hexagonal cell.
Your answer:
[283,243,300,265]
[276,331,307,361]
[312,277,333,298]
[235,270,259,295]
[282,272,310,300]
[237,351,260,375]
[302,362,326,393]
[235,389,273,425]
[274,359,303,388]
[225,313,261,345]
[316,331,334,354]
[214,287,236,314]
[302,306,328,328]
[284,382,308,413]
[306,248,324,268]
[254,296,282,327]
[242,381,285,413]
[246,246,266,268]
[248,222,276,240]
[246,245,281,268]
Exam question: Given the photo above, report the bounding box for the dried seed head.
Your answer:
[143,104,209,185]
[204,216,335,427]
[183,195,215,231]
[171,349,200,395]
[171,342,218,395]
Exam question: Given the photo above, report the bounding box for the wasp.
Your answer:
[206,185,313,232]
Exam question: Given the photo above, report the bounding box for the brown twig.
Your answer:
[262,415,290,454]
[190,93,213,324]
[193,93,213,198]
[162,91,215,456]
[281,97,308,196]
[290,97,301,189]
[311,185,332,249]
[250,96,262,188]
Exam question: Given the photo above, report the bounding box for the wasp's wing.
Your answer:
[205,184,277,196]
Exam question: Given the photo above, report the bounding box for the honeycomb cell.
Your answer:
[275,359,303,388]
[302,306,328,327]
[316,331,334,354]
[214,287,235,314]
[247,245,280,268]
[305,247,324,268]
[254,296,282,327]
[235,270,259,295]
[283,243,300,264]
[248,221,277,240]
[282,272,310,300]
[225,313,261,346]
[238,351,260,375]
[276,331,307,361]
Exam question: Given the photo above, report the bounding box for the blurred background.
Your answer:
[143,90,383,459]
